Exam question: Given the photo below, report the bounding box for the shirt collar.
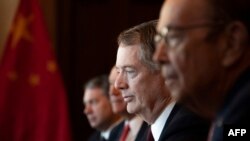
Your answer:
[101,118,123,140]
[127,116,144,137]
[101,128,111,140]
[151,101,176,141]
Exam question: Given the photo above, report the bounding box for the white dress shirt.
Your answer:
[101,119,123,140]
[151,101,176,141]
[101,128,111,140]
[125,116,144,141]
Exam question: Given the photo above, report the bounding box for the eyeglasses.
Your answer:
[154,22,226,48]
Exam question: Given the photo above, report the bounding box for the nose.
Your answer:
[84,104,92,115]
[109,85,120,96]
[153,40,169,65]
[114,72,128,91]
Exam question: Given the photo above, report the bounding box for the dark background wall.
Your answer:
[56,0,164,140]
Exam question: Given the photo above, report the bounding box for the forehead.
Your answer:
[84,88,106,101]
[116,44,142,68]
[158,0,212,30]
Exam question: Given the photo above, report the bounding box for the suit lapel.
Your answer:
[108,120,125,141]
[158,104,180,141]
[135,121,149,141]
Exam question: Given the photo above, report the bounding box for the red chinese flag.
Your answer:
[0,0,72,140]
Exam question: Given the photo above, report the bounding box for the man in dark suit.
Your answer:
[153,0,250,140]
[114,20,210,141]
[87,122,124,141]
[109,66,148,141]
[83,75,122,141]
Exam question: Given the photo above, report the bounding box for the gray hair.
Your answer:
[117,20,160,72]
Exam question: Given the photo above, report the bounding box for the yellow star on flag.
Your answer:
[29,74,40,86]
[10,14,33,48]
[47,60,57,73]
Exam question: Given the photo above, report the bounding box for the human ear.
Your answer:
[222,22,248,67]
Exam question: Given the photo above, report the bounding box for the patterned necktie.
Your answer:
[119,124,130,141]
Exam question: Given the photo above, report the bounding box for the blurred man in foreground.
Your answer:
[153,0,250,140]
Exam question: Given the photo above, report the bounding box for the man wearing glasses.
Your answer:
[153,0,250,140]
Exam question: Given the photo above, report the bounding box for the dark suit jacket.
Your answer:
[135,121,148,141]
[87,131,101,141]
[160,104,210,141]
[211,69,250,141]
[87,120,148,141]
[87,121,124,141]
[139,104,210,141]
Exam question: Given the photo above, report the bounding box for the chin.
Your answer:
[115,109,124,114]
[126,104,137,114]
[170,90,179,100]
[90,123,97,128]
[168,86,182,101]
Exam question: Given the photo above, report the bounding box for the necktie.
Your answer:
[147,127,154,141]
[119,124,130,141]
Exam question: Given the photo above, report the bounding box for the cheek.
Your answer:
[168,43,205,94]
[139,77,159,103]
[115,102,125,109]
[93,106,101,116]
[128,77,146,104]
[179,43,220,91]
[169,47,189,78]
[96,103,109,115]
[173,41,207,75]
[128,78,140,93]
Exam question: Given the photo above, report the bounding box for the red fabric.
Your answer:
[0,0,71,140]
[119,124,130,141]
